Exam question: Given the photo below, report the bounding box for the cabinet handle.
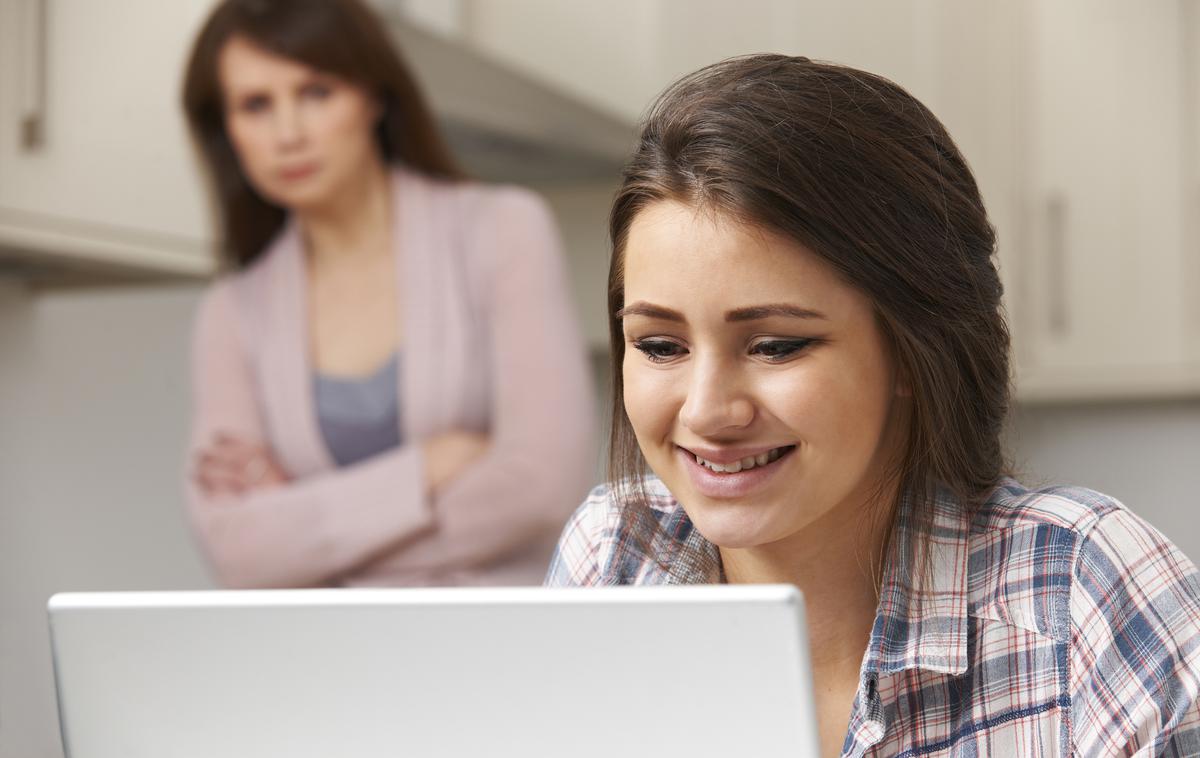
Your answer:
[17,0,47,150]
[1045,194,1069,336]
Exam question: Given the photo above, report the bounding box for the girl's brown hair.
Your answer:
[182,0,463,268]
[608,55,1010,576]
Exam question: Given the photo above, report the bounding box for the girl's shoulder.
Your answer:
[970,478,1199,626]
[979,477,1130,536]
[974,479,1198,592]
[973,480,1200,753]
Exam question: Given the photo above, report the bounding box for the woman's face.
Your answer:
[620,201,907,550]
[218,35,382,212]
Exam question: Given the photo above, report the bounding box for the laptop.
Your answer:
[47,585,818,757]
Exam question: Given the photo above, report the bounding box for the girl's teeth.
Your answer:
[694,447,789,473]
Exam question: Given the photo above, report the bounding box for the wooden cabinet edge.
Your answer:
[1015,365,1200,405]
[0,205,215,285]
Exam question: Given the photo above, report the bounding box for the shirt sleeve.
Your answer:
[544,490,610,587]
[1068,507,1200,757]
[185,281,434,588]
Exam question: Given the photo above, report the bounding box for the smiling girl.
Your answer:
[546,56,1200,757]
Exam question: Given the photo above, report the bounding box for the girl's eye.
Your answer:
[632,339,686,363]
[750,338,814,362]
[301,82,333,100]
[239,95,270,114]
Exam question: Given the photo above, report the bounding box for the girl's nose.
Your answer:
[678,359,754,437]
[272,98,305,148]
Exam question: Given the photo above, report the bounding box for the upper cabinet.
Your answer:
[0,0,638,285]
[1012,0,1200,401]
[447,0,1200,402]
[0,0,218,283]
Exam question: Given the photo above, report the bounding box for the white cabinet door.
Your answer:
[456,0,1199,399]
[0,0,217,275]
[1186,0,1200,368]
[1016,0,1196,398]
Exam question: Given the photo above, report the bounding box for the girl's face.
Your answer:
[620,201,907,550]
[218,35,382,212]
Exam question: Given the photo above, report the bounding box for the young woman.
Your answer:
[547,55,1200,757]
[182,0,594,589]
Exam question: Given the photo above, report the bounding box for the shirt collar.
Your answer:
[862,488,972,677]
[658,508,725,585]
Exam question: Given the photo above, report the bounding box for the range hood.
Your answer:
[382,12,636,184]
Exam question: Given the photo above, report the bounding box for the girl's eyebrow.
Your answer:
[616,301,827,322]
[615,302,684,322]
[726,304,828,322]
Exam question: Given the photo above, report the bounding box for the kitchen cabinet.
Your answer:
[1185,0,1200,369]
[1012,0,1200,401]
[459,0,1200,401]
[0,0,217,282]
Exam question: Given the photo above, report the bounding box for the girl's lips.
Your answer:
[677,444,795,500]
[279,163,318,181]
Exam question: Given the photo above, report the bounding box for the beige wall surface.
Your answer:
[0,283,213,758]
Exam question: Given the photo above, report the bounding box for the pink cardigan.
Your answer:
[186,169,597,588]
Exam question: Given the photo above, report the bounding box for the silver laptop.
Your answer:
[48,585,818,757]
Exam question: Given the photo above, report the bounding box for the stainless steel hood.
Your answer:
[381,11,636,184]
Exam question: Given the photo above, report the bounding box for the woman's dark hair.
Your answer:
[608,55,1010,579]
[182,0,463,268]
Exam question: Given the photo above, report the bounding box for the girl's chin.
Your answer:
[677,501,785,550]
[268,186,334,212]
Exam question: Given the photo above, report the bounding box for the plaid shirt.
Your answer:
[546,476,1200,757]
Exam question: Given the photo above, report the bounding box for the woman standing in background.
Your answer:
[182,0,595,588]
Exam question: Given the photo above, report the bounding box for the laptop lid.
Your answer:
[48,585,818,757]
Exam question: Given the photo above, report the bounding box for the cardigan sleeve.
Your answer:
[185,280,435,588]
[1068,507,1200,756]
[364,187,598,575]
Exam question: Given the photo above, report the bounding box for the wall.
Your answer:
[0,281,213,758]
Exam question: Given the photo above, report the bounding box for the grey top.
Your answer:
[314,353,402,467]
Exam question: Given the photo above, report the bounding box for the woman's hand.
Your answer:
[193,433,290,498]
[423,431,490,496]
